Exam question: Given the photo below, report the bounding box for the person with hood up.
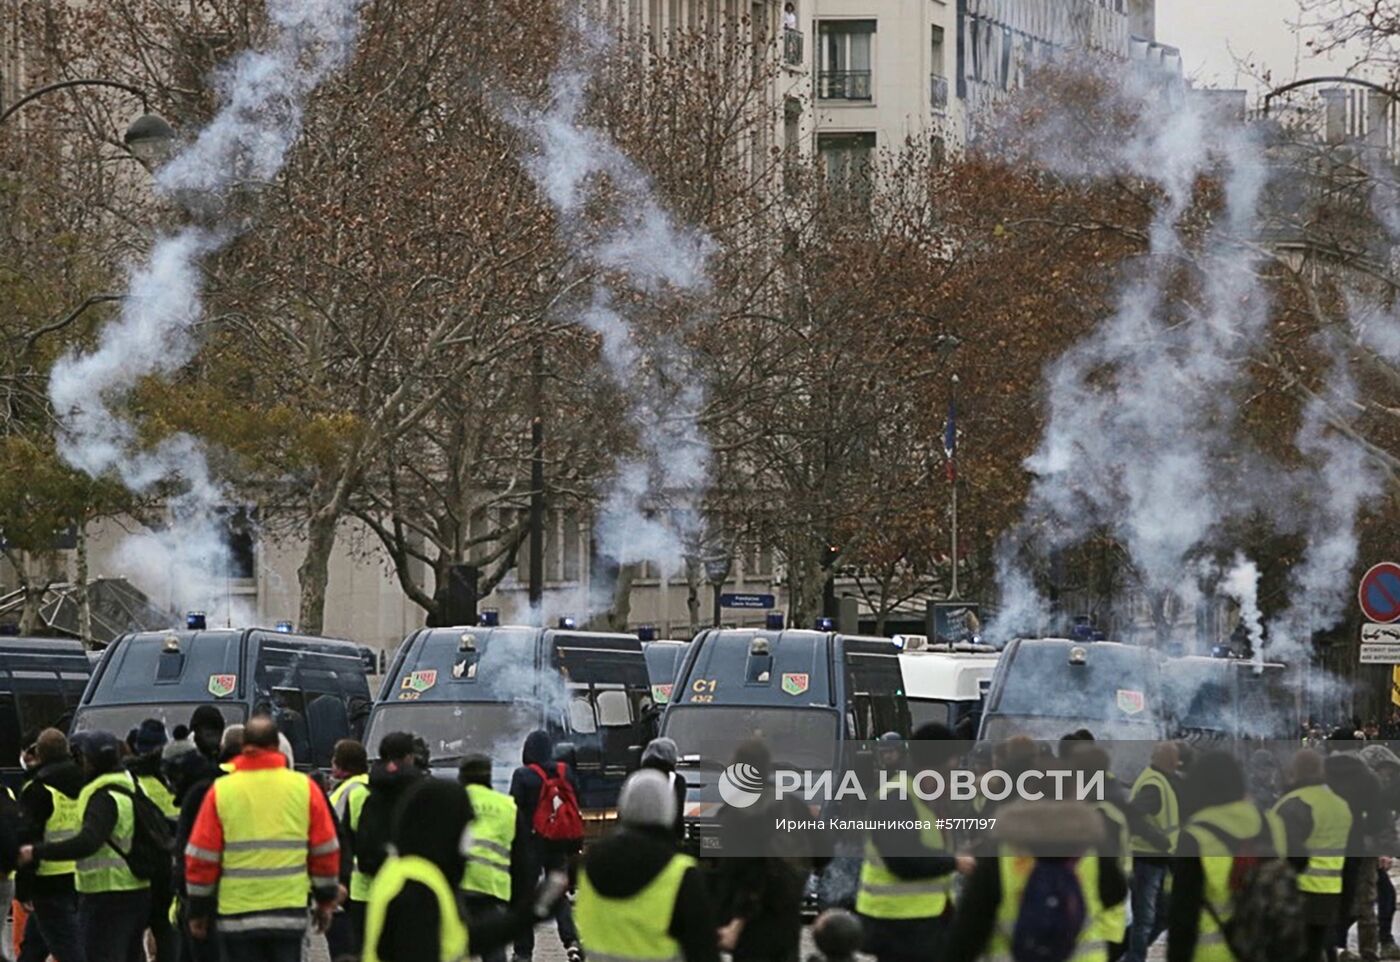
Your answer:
[510,730,583,962]
[364,777,567,962]
[1326,740,1394,962]
[168,722,238,962]
[16,728,84,962]
[576,769,719,962]
[639,737,686,841]
[352,730,424,951]
[20,731,150,962]
[943,799,1126,962]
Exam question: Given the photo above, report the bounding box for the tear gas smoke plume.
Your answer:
[989,60,1388,660]
[510,22,714,622]
[47,0,364,621]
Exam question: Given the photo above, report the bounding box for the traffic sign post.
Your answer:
[1359,562,1400,624]
[1360,624,1400,663]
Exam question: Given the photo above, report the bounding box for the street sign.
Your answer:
[1360,643,1400,664]
[720,592,776,610]
[1363,622,1400,643]
[1359,562,1400,624]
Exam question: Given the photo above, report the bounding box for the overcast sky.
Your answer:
[1156,0,1366,95]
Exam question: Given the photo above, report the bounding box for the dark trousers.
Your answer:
[1126,861,1171,962]
[19,890,85,962]
[149,882,179,962]
[514,848,578,958]
[465,894,509,962]
[325,907,356,962]
[859,912,951,962]
[216,935,301,962]
[1379,867,1396,946]
[79,889,152,962]
[1304,924,1333,962]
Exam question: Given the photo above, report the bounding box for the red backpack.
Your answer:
[528,762,584,841]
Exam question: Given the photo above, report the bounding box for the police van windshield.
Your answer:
[664,705,838,772]
[72,702,246,736]
[992,644,1159,722]
[365,702,536,763]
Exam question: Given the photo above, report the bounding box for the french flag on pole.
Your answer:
[943,395,956,482]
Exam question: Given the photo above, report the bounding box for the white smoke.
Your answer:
[511,31,714,600]
[47,0,364,622]
[989,61,1383,658]
[1220,554,1264,665]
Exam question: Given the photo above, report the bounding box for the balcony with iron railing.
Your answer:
[783,28,804,66]
[817,70,872,101]
[930,74,948,111]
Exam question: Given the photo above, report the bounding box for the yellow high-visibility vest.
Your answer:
[1091,801,1131,943]
[1272,784,1351,895]
[137,773,179,820]
[348,781,372,902]
[207,766,317,916]
[74,771,147,894]
[1182,800,1286,962]
[461,784,515,902]
[855,776,951,920]
[363,854,469,962]
[1129,766,1179,856]
[577,852,695,962]
[36,783,82,878]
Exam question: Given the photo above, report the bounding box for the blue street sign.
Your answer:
[720,593,776,610]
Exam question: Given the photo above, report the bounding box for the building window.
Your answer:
[222,508,255,580]
[818,132,876,198]
[817,20,874,101]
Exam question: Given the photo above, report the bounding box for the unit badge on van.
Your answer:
[651,683,673,704]
[208,674,237,698]
[781,673,809,696]
[1116,689,1145,715]
[403,670,438,693]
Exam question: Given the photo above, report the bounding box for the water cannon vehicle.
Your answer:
[659,614,909,850]
[73,624,376,772]
[364,616,654,822]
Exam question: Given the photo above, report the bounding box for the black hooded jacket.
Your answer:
[355,759,425,879]
[16,758,84,900]
[583,826,719,962]
[372,778,535,962]
[509,731,580,837]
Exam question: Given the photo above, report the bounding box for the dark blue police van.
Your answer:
[72,627,376,771]
[642,636,689,708]
[0,637,93,785]
[364,619,654,820]
[659,619,908,847]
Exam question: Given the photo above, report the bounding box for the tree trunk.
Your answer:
[297,507,339,636]
[685,556,702,636]
[789,554,827,631]
[76,521,92,647]
[602,564,639,632]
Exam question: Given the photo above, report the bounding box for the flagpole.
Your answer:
[949,374,959,600]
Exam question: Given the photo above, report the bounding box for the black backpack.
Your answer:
[1197,822,1304,962]
[102,781,176,883]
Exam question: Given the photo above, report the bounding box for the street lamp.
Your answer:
[704,555,732,627]
[0,79,175,167]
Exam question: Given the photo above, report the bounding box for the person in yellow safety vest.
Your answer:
[576,769,720,962]
[15,728,86,962]
[457,754,518,962]
[1273,749,1353,962]
[1165,750,1286,962]
[125,717,181,962]
[1123,742,1180,962]
[327,737,371,961]
[943,800,1126,962]
[1067,746,1132,962]
[19,731,151,962]
[855,724,973,962]
[184,717,340,962]
[364,775,566,962]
